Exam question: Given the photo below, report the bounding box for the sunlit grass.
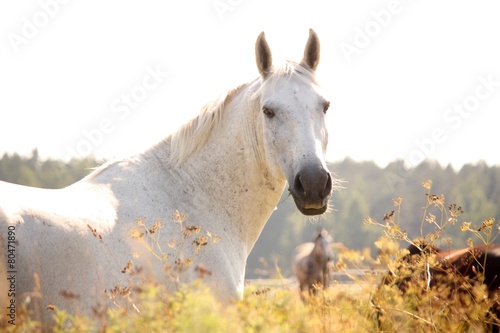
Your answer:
[2,180,499,332]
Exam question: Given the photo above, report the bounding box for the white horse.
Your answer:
[0,29,333,322]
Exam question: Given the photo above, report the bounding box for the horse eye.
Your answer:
[262,107,275,119]
[323,101,330,114]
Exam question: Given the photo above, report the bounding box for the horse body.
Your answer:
[0,29,333,321]
[292,228,332,296]
[396,242,500,294]
[378,241,500,331]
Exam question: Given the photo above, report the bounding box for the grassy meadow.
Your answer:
[2,181,499,332]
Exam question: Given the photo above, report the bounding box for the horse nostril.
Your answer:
[321,173,333,199]
[294,174,305,195]
[294,170,331,198]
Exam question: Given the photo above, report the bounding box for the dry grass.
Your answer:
[2,180,499,332]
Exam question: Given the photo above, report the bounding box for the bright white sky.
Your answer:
[1,1,499,170]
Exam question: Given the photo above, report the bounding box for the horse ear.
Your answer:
[301,29,320,72]
[255,31,273,79]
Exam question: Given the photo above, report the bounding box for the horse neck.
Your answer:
[312,238,328,261]
[146,82,286,251]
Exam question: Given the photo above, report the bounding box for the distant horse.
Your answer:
[292,228,333,298]
[378,241,500,332]
[0,29,334,322]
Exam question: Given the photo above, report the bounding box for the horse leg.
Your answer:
[322,266,330,289]
[489,305,500,333]
[299,282,307,302]
[308,283,315,298]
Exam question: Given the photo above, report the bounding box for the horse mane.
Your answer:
[167,83,246,167]
[167,60,318,167]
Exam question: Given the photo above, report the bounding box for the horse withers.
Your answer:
[292,228,333,299]
[0,29,334,323]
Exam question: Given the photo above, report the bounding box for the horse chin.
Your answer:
[296,204,328,216]
[290,191,330,216]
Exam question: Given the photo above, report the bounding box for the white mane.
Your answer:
[167,61,318,167]
[165,83,245,167]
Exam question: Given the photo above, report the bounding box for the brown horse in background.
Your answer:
[292,228,333,299]
[378,241,500,332]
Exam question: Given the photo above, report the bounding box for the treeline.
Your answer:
[248,158,500,278]
[0,149,100,188]
[1,150,499,278]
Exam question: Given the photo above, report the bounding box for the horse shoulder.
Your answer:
[82,157,175,220]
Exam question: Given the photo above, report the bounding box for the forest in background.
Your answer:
[1,149,499,278]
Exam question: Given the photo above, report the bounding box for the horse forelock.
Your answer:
[273,60,317,83]
[251,60,318,100]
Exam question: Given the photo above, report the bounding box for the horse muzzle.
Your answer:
[289,165,332,216]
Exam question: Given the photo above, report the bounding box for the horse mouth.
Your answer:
[290,191,330,216]
[296,204,328,216]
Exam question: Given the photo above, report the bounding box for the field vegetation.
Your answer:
[1,152,499,332]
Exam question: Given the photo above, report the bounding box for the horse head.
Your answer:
[254,29,333,215]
